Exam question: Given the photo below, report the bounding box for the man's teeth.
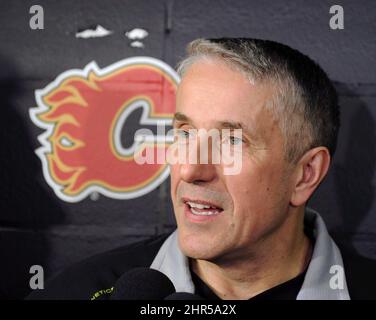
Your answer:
[187,201,213,209]
[186,201,221,216]
[190,208,218,216]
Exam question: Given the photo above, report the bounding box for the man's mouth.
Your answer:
[183,198,224,217]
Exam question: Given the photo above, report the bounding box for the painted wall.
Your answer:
[0,0,375,299]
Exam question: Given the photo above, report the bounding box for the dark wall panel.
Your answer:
[0,0,375,299]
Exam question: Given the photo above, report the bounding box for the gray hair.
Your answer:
[176,38,340,164]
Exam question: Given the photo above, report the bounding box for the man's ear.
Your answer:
[290,147,331,207]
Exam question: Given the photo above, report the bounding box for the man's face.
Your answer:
[170,58,295,262]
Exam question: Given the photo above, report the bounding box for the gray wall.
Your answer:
[0,0,375,299]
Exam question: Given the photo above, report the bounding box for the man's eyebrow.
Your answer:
[215,120,258,139]
[173,113,259,139]
[216,121,244,130]
[173,112,192,125]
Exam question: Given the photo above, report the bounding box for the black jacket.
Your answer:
[27,233,376,300]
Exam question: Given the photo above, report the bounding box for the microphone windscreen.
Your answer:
[165,292,204,300]
[111,267,176,300]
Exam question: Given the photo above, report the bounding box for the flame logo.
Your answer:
[30,58,178,202]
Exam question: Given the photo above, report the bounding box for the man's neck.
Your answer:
[190,208,311,300]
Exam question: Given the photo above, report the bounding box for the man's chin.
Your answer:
[177,231,222,261]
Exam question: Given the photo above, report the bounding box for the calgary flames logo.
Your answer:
[30,57,178,202]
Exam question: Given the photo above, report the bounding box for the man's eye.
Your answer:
[229,136,243,145]
[230,137,243,145]
[175,129,190,139]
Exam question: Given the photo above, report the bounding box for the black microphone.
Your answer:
[110,267,176,300]
[165,292,204,300]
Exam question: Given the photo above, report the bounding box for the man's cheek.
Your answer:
[169,166,179,190]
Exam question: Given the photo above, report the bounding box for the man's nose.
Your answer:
[179,161,217,183]
[179,139,217,183]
